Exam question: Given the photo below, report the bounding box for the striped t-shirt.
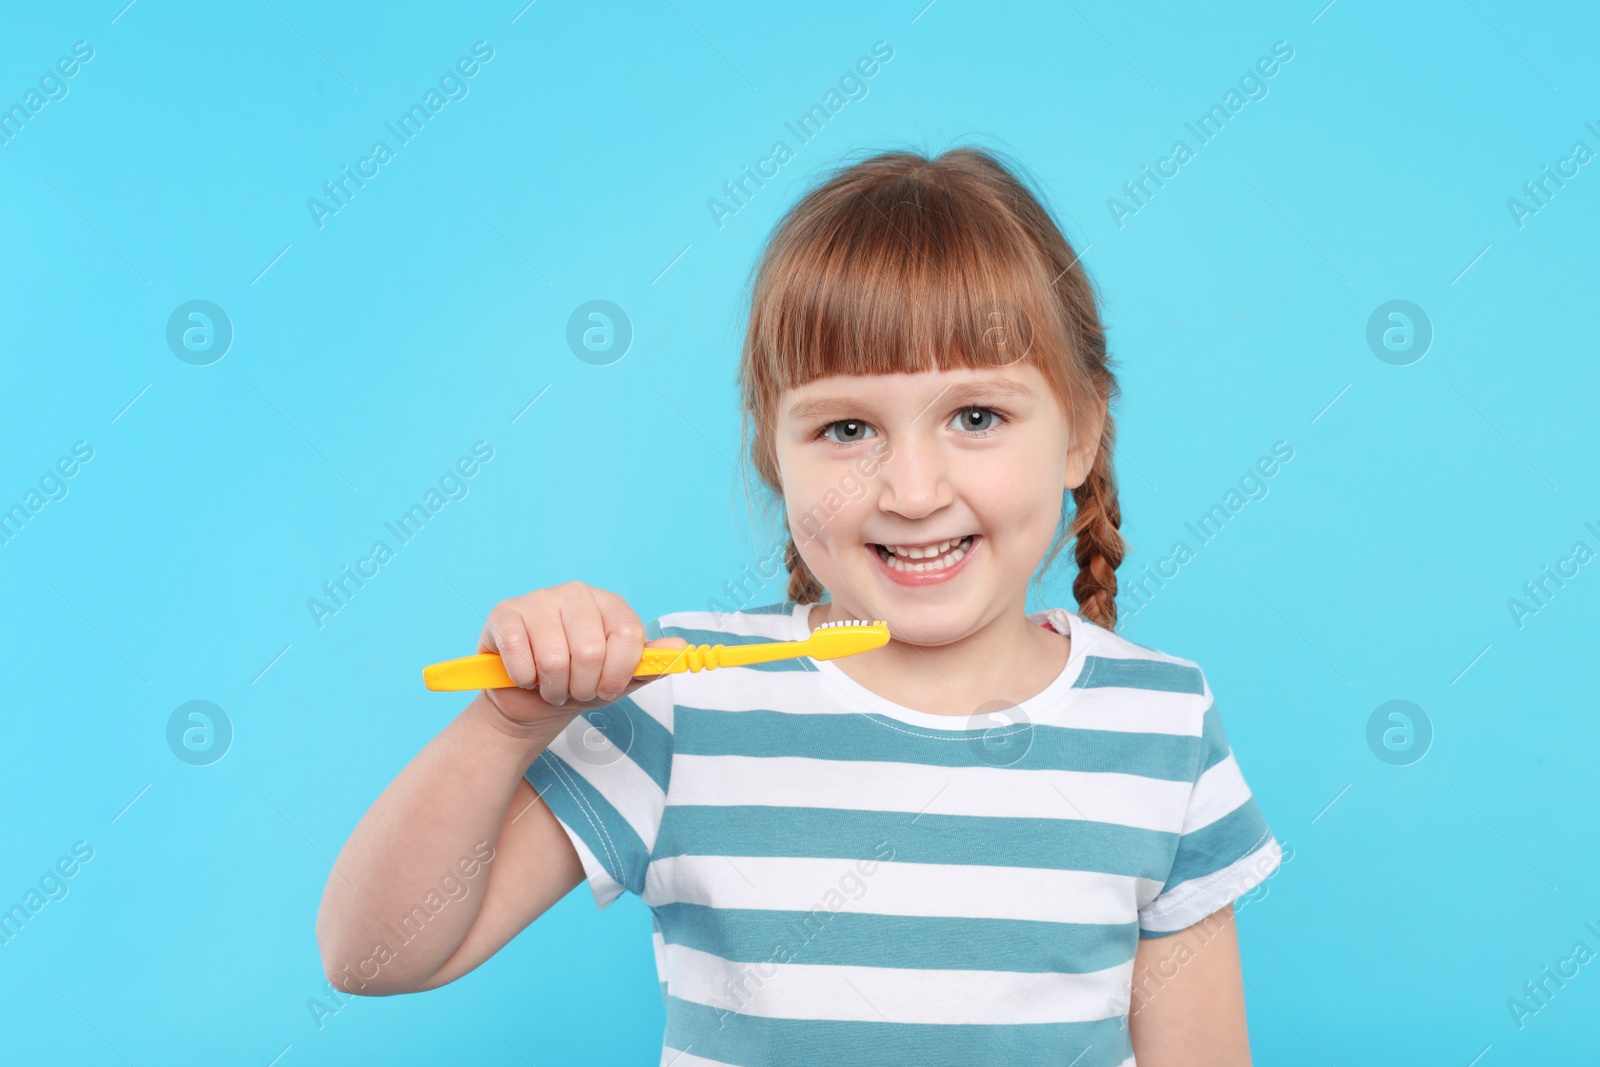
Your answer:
[525,598,1281,1067]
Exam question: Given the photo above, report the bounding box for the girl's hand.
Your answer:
[474,581,687,736]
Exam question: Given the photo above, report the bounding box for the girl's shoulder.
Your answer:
[1036,605,1212,702]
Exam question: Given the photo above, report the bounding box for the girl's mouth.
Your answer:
[870,534,978,585]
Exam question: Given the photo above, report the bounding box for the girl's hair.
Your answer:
[737,146,1125,631]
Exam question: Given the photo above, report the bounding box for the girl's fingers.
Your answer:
[594,591,647,703]
[523,596,572,705]
[482,604,538,689]
[559,588,609,705]
[475,584,680,716]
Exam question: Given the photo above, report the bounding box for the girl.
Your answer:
[318,146,1282,1066]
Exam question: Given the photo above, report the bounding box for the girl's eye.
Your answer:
[817,408,1007,444]
[950,406,1006,435]
[820,419,877,444]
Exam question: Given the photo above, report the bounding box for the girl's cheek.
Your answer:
[989,482,1060,549]
[784,480,827,523]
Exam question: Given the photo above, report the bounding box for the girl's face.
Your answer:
[773,361,1101,645]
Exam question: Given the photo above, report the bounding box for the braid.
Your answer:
[784,537,826,604]
[1069,444,1125,631]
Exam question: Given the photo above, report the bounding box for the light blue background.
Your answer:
[3,0,1597,1062]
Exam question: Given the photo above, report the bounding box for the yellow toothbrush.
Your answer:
[423,618,891,691]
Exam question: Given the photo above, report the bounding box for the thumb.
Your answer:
[621,636,690,695]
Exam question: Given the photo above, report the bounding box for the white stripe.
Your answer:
[653,925,668,980]
[1061,685,1207,736]
[643,854,1162,925]
[674,668,1206,738]
[629,676,676,731]
[1181,752,1250,834]
[670,754,1190,832]
[661,608,799,641]
[665,942,1131,1024]
[1140,835,1282,933]
[565,831,624,909]
[1090,626,1199,671]
[671,668,838,715]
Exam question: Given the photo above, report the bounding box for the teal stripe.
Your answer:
[1198,701,1231,773]
[673,707,1198,780]
[742,600,798,616]
[663,995,1133,1067]
[524,752,651,894]
[654,805,1173,878]
[1163,798,1273,891]
[653,902,1137,974]
[1076,655,1205,695]
[575,694,673,793]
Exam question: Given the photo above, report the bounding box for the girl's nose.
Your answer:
[875,434,953,520]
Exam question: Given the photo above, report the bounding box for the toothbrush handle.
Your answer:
[421,640,813,691]
[422,646,696,692]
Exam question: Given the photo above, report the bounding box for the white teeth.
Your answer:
[876,536,972,572]
[885,538,957,558]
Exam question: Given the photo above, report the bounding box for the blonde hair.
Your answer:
[737,146,1125,630]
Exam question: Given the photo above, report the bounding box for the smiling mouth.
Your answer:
[872,535,976,573]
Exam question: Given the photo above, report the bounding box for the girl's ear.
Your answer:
[1063,398,1106,491]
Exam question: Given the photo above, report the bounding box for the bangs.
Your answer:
[743,169,1069,400]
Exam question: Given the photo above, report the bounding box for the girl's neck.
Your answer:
[805,597,1071,717]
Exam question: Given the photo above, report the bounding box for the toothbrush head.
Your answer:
[804,618,891,660]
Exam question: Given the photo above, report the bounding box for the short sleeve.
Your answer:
[523,616,676,910]
[1138,673,1281,937]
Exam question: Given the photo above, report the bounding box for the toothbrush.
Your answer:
[422,618,891,691]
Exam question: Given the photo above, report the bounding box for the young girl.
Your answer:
[318,147,1282,1066]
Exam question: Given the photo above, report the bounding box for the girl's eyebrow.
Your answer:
[786,376,1034,423]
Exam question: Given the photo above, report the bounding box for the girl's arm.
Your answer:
[1126,904,1254,1066]
[315,696,584,995]
[315,582,685,995]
